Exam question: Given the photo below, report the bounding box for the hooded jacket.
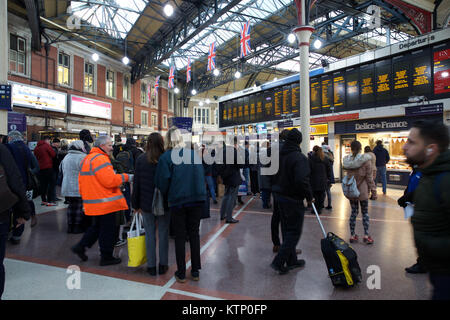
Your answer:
[411,150,450,274]
[271,141,313,202]
[34,140,56,170]
[342,153,376,201]
[309,153,332,191]
[60,149,86,197]
[373,144,390,167]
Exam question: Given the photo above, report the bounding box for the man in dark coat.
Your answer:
[373,140,390,195]
[270,128,313,275]
[219,137,244,224]
[403,120,450,300]
[0,143,31,299]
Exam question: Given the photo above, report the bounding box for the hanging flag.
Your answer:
[168,66,175,89]
[207,42,216,72]
[186,57,191,83]
[240,21,251,58]
[154,76,160,97]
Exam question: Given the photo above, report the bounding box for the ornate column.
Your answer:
[293,0,314,154]
[0,0,8,134]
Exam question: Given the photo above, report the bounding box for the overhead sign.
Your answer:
[70,95,111,119]
[0,85,12,111]
[405,103,443,117]
[169,117,193,133]
[12,82,67,113]
[7,112,26,132]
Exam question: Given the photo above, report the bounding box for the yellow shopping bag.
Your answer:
[127,213,147,267]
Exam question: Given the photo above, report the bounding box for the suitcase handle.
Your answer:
[311,203,327,239]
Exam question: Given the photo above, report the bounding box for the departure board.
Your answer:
[232,99,238,122]
[310,78,321,114]
[227,101,233,126]
[393,56,410,99]
[433,46,450,95]
[346,68,359,110]
[291,82,300,114]
[333,72,345,112]
[360,64,375,105]
[238,97,243,123]
[274,88,282,117]
[411,49,432,96]
[321,75,333,111]
[264,90,274,121]
[249,96,256,123]
[243,96,249,124]
[282,85,291,114]
[376,60,391,103]
[256,94,263,122]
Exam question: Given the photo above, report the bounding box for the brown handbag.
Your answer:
[0,164,19,213]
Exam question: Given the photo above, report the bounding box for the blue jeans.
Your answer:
[142,211,171,268]
[220,185,239,221]
[0,215,10,300]
[243,168,250,189]
[376,166,387,194]
[261,189,271,208]
[205,176,217,201]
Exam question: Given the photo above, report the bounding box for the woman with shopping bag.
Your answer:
[131,132,169,275]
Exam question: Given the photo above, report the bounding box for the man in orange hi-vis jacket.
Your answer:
[71,135,132,266]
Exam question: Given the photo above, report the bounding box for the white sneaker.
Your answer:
[114,239,127,247]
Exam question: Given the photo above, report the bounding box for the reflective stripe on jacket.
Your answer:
[78,147,129,216]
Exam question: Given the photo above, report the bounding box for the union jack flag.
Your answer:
[240,21,251,58]
[154,76,160,97]
[207,42,216,72]
[147,83,151,102]
[186,57,191,83]
[168,66,175,89]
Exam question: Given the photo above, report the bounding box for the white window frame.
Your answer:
[124,107,133,124]
[123,73,131,102]
[57,51,72,88]
[84,61,95,93]
[168,90,174,112]
[8,29,31,78]
[140,82,148,106]
[151,112,158,127]
[141,110,149,127]
[214,108,218,125]
[183,107,189,117]
[163,114,168,128]
[9,34,27,76]
[194,106,210,125]
[106,69,116,98]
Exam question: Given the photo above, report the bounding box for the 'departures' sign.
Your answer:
[12,82,67,113]
[70,95,111,119]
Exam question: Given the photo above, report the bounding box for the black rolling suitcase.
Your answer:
[312,203,362,288]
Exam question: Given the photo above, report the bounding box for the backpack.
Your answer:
[115,150,134,174]
[342,175,360,199]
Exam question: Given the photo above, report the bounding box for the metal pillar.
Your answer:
[0,0,8,134]
[294,0,314,155]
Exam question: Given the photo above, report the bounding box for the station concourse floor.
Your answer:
[3,184,432,300]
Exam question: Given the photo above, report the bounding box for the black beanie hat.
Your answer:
[286,128,302,145]
[79,129,93,143]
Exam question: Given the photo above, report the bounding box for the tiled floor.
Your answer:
[3,185,432,300]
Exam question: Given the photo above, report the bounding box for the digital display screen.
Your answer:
[232,99,238,123]
[291,82,299,114]
[264,90,274,121]
[282,85,291,114]
[249,96,256,123]
[274,88,282,117]
[393,57,410,99]
[433,46,450,95]
[321,75,333,111]
[411,49,432,96]
[333,73,345,112]
[310,79,321,114]
[238,97,243,122]
[360,64,375,105]
[376,60,391,103]
[256,93,263,122]
[243,96,249,124]
[346,68,359,110]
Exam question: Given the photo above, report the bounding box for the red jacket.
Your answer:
[34,140,56,170]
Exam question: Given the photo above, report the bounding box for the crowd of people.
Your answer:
[0,119,449,300]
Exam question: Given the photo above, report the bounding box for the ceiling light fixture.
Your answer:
[235,71,241,79]
[174,87,180,94]
[313,39,322,49]
[288,33,296,44]
[164,4,174,17]
[191,89,197,95]
[92,53,99,61]
[213,68,220,76]
[122,56,129,65]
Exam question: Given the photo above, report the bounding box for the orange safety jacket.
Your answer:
[78,147,129,216]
